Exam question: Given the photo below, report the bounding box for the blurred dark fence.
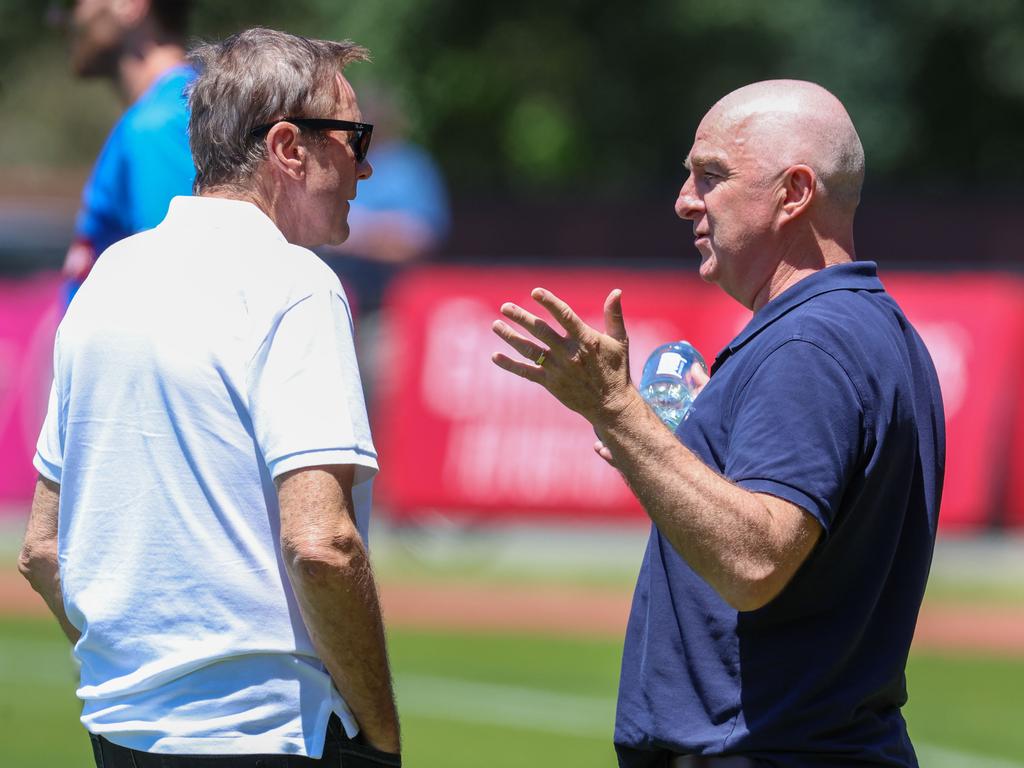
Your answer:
[4,191,1023,278]
[441,192,1024,268]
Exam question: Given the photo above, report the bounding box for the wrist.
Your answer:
[593,385,646,432]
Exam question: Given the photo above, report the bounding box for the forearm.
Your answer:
[277,466,399,752]
[490,287,817,609]
[19,546,80,643]
[19,476,80,644]
[594,389,812,609]
[286,543,399,752]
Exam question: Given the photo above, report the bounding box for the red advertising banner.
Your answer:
[373,267,1024,531]
[372,267,749,524]
[2,267,1022,534]
[884,274,1024,532]
[0,272,61,510]
[1007,402,1024,528]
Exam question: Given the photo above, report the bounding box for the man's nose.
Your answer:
[357,158,373,181]
[675,176,703,220]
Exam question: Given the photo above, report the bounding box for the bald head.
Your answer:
[705,80,865,213]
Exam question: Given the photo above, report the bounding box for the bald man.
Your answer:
[491,80,944,767]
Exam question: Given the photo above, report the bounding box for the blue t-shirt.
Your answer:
[348,140,450,238]
[74,65,196,262]
[326,140,450,312]
[615,262,945,767]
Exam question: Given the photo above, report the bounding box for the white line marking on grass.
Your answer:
[395,674,1024,767]
[394,674,613,739]
[915,744,1024,768]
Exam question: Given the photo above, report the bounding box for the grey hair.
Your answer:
[806,112,865,211]
[187,28,369,193]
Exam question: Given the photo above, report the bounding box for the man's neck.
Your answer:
[200,182,299,243]
[750,230,856,313]
[116,43,187,104]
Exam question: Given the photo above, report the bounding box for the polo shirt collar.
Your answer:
[163,195,287,243]
[712,261,884,373]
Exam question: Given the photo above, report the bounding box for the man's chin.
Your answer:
[697,250,718,285]
[325,223,350,248]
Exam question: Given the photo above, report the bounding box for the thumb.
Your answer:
[689,361,711,396]
[593,440,617,467]
[603,289,627,342]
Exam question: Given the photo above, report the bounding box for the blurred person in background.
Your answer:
[318,84,449,401]
[19,27,400,768]
[492,80,944,767]
[321,83,450,316]
[58,0,195,306]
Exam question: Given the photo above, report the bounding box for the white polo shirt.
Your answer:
[34,196,379,756]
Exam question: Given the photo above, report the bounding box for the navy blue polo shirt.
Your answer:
[615,262,945,767]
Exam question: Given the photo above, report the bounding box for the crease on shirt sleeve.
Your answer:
[736,477,832,536]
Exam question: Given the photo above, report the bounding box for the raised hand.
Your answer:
[491,287,637,425]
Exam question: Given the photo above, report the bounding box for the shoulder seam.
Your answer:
[245,293,316,370]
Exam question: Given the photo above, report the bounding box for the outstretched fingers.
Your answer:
[603,289,627,342]
[492,319,548,365]
[531,288,591,340]
[500,302,564,348]
[491,351,545,382]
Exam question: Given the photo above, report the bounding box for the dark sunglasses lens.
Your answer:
[354,129,371,162]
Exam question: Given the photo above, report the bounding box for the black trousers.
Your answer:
[89,715,401,768]
[616,744,760,768]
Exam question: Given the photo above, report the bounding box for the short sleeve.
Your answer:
[34,377,63,484]
[726,339,864,532]
[248,288,378,483]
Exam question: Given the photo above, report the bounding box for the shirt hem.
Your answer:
[33,453,61,484]
[92,732,310,756]
[268,447,379,483]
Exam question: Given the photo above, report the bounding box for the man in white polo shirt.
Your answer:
[18,28,400,767]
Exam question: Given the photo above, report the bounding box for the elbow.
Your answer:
[282,531,366,585]
[16,548,32,582]
[721,562,791,613]
[725,585,779,613]
[17,541,56,592]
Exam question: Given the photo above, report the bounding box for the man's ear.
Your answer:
[780,164,816,222]
[265,123,307,181]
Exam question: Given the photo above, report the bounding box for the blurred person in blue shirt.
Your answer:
[60,0,195,306]
[320,84,450,315]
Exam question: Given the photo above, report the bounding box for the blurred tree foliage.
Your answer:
[1,0,1022,194]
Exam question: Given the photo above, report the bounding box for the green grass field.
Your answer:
[4,526,1023,766]
[3,616,1023,768]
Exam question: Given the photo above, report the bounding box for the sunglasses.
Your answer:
[250,118,373,163]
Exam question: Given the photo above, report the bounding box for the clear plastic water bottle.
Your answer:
[639,341,708,430]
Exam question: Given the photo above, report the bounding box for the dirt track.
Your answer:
[379,582,1024,656]
[3,572,1022,655]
